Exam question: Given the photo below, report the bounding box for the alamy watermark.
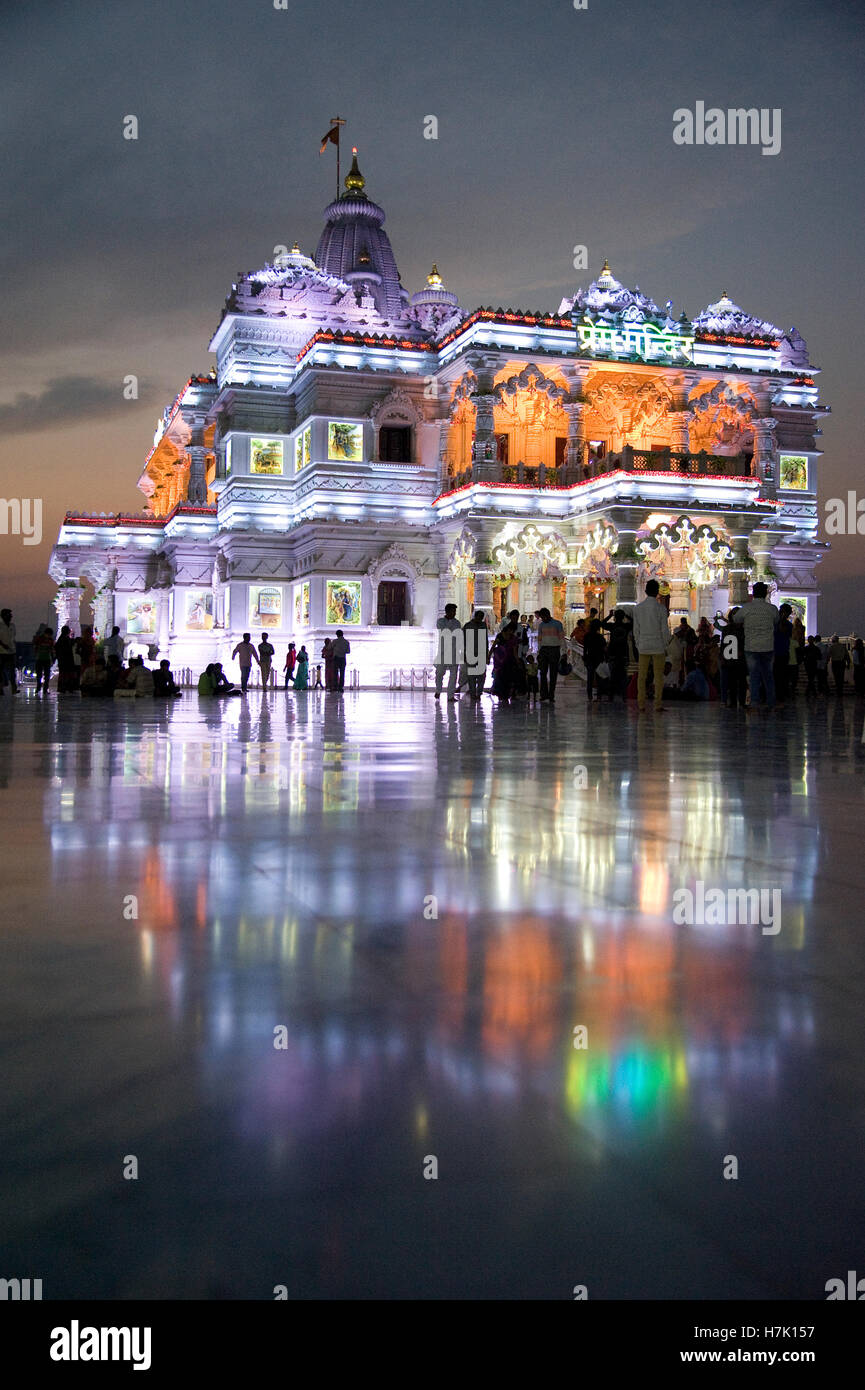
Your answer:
[672,881,781,935]
[0,498,41,545]
[674,102,781,157]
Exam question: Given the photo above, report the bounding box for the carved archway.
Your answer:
[370,387,423,463]
[367,544,425,625]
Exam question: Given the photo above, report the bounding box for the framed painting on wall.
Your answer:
[779,455,808,490]
[327,421,363,462]
[250,437,284,475]
[185,591,214,631]
[294,582,310,626]
[326,580,361,626]
[126,597,156,635]
[250,586,282,629]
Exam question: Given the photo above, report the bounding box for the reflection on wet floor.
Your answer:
[1,687,864,1298]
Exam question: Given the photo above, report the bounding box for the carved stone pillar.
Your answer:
[563,401,587,483]
[753,418,778,496]
[54,583,82,634]
[91,587,113,640]
[188,447,208,505]
[729,537,752,606]
[615,564,638,609]
[564,570,582,613]
[669,410,692,455]
[472,394,498,481]
[472,565,495,616]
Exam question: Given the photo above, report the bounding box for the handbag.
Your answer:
[595,661,611,681]
[558,656,573,675]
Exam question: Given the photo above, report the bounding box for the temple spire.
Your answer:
[343,147,366,196]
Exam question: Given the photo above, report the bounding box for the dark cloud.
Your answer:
[0,375,157,436]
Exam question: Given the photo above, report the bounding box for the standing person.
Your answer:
[232,632,260,692]
[258,633,275,689]
[434,603,463,702]
[535,607,566,704]
[74,625,96,673]
[582,619,607,703]
[773,603,793,707]
[816,635,830,694]
[733,582,779,712]
[104,625,125,662]
[802,635,821,696]
[633,580,671,713]
[490,624,519,703]
[293,645,309,690]
[32,624,55,692]
[330,629,350,691]
[852,638,865,696]
[321,637,335,690]
[715,609,746,708]
[601,609,633,701]
[790,615,805,695]
[462,610,489,702]
[828,634,850,696]
[524,652,540,704]
[283,642,297,688]
[0,609,18,693]
[55,625,79,694]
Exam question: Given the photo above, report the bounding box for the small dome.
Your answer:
[410,263,459,309]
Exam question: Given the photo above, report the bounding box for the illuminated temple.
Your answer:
[50,150,828,680]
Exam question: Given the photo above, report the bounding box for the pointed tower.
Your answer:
[314,148,408,320]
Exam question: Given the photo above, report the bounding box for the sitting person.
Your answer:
[681,661,710,701]
[125,655,154,696]
[80,657,110,696]
[153,659,181,697]
[198,663,216,696]
[105,654,125,695]
[212,661,240,695]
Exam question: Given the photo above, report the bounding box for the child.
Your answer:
[524,653,539,703]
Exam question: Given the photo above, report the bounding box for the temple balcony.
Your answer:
[439,447,755,494]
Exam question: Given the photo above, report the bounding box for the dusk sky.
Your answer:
[2,0,863,634]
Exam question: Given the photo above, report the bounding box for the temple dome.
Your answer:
[314,149,408,319]
[559,259,670,326]
[410,264,459,310]
[693,292,780,340]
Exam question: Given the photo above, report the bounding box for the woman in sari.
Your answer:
[294,646,309,690]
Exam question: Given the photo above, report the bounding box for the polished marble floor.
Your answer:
[1,683,864,1299]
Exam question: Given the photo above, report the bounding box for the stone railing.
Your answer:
[439,448,754,493]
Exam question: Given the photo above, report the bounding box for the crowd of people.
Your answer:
[433,584,865,712]
[3,597,863,713]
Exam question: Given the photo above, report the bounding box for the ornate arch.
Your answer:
[367,544,425,625]
[369,387,423,428]
[575,521,619,580]
[491,523,568,574]
[584,372,674,450]
[637,516,734,586]
[448,528,477,578]
[493,362,568,408]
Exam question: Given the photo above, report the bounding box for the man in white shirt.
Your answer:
[733,582,779,710]
[435,604,463,700]
[632,580,671,712]
[535,607,566,703]
[104,626,125,661]
[232,632,260,692]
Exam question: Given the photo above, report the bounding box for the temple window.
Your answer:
[379,425,412,463]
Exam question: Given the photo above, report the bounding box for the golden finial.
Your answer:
[600,258,612,277]
[721,289,728,299]
[291,241,301,254]
[428,263,443,287]
[344,147,365,194]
